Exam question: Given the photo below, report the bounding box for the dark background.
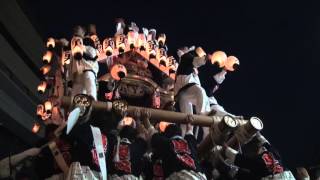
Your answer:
[17,0,320,167]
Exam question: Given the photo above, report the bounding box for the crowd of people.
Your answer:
[0,20,319,180]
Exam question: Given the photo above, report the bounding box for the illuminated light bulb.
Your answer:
[157,33,166,47]
[32,122,40,133]
[136,33,146,51]
[71,37,84,60]
[110,64,127,80]
[36,104,44,118]
[40,65,51,75]
[44,100,53,114]
[103,38,115,56]
[159,121,171,132]
[46,37,55,49]
[224,56,240,72]
[37,81,47,94]
[42,51,53,64]
[127,31,138,49]
[211,51,227,68]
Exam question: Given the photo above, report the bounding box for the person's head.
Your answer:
[119,125,137,142]
[163,123,182,138]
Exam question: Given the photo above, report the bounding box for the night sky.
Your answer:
[18,0,320,167]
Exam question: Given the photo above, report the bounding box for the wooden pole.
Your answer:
[60,96,248,127]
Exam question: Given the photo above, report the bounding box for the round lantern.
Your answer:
[103,38,115,56]
[40,65,51,75]
[211,51,227,68]
[137,33,146,51]
[32,122,41,133]
[157,33,166,47]
[159,121,172,132]
[46,37,55,49]
[110,64,127,80]
[127,31,138,49]
[37,81,47,94]
[195,47,206,57]
[42,51,53,64]
[224,56,240,71]
[44,100,53,114]
[36,104,44,118]
[71,37,84,60]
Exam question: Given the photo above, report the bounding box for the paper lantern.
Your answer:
[43,51,53,64]
[32,122,40,133]
[61,51,71,65]
[46,37,55,49]
[90,34,99,46]
[40,65,51,75]
[123,116,134,126]
[158,48,168,67]
[211,51,227,68]
[103,38,115,56]
[147,41,157,59]
[115,34,126,53]
[224,56,240,71]
[127,31,138,49]
[110,64,127,80]
[195,47,206,57]
[36,104,44,118]
[44,100,53,114]
[37,81,47,94]
[157,33,166,47]
[136,33,146,51]
[71,37,84,60]
[159,121,171,132]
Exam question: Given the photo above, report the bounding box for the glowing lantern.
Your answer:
[136,33,146,51]
[159,121,171,132]
[110,64,127,80]
[195,47,206,57]
[157,33,166,47]
[37,81,47,94]
[46,37,55,49]
[168,57,177,79]
[44,100,53,114]
[42,51,53,64]
[36,104,44,118]
[71,36,84,60]
[115,34,126,54]
[211,51,227,68]
[224,56,240,72]
[147,41,157,59]
[103,38,115,56]
[158,48,168,68]
[90,34,100,47]
[61,51,71,65]
[32,122,40,133]
[40,65,51,75]
[127,31,138,49]
[123,116,135,126]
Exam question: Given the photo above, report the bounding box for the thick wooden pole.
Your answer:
[60,96,247,127]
